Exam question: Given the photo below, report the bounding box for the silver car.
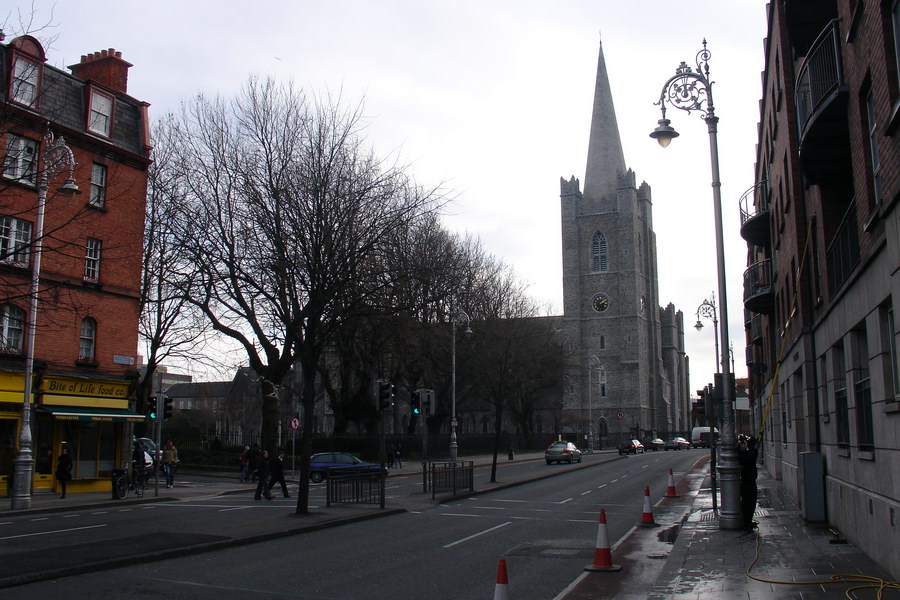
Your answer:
[545,441,583,464]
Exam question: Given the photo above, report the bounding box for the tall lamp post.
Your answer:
[11,128,81,510]
[450,307,472,462]
[586,355,601,452]
[650,41,741,530]
[695,292,720,513]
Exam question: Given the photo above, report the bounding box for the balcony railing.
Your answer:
[739,180,771,246]
[744,258,775,314]
[825,200,859,298]
[795,20,843,141]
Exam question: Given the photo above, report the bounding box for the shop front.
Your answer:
[0,372,143,496]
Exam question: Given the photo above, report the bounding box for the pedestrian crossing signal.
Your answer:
[163,395,174,420]
[411,390,421,415]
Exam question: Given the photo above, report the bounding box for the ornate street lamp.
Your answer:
[450,307,472,462]
[695,292,720,513]
[651,41,741,530]
[12,128,81,510]
[695,293,721,372]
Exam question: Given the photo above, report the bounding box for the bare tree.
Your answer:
[167,78,444,513]
[136,117,214,425]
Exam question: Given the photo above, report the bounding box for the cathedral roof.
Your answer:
[583,38,627,202]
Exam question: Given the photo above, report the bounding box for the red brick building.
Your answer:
[742,1,899,578]
[1,35,150,495]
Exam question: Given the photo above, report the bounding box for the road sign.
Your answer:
[616,411,625,419]
[451,417,458,424]
[290,417,300,430]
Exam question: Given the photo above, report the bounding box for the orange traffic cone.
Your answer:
[584,508,622,572]
[665,468,679,497]
[494,558,509,600]
[636,486,660,527]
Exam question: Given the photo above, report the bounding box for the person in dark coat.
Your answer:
[56,447,73,499]
[247,444,260,482]
[267,450,290,497]
[737,434,759,531]
[253,450,273,500]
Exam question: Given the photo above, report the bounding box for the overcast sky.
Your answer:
[8,1,769,388]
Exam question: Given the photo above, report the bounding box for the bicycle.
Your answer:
[112,467,146,500]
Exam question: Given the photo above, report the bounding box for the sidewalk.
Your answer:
[560,455,897,599]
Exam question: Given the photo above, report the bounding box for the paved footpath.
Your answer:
[1,451,896,598]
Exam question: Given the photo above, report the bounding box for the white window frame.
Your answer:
[90,163,107,207]
[79,317,96,360]
[0,216,33,266]
[866,90,882,205]
[10,55,40,108]
[2,134,38,185]
[88,89,114,137]
[84,237,102,281]
[0,304,25,353]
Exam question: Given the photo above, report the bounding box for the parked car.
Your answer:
[664,437,691,450]
[309,452,380,483]
[646,438,665,451]
[544,441,583,464]
[619,439,644,454]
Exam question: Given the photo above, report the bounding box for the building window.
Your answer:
[0,304,25,353]
[592,232,608,272]
[600,335,605,350]
[84,238,101,281]
[851,326,873,451]
[88,90,114,137]
[2,134,38,185]
[10,55,40,107]
[889,306,899,399]
[0,216,33,266]
[893,1,900,87]
[865,91,882,206]
[90,163,107,207]
[79,318,96,360]
[599,369,607,398]
[833,342,850,448]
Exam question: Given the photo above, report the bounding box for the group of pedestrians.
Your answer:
[239,444,291,500]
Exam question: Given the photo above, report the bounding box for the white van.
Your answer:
[690,426,719,448]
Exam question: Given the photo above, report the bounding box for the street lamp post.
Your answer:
[651,41,741,530]
[11,128,81,510]
[695,292,720,513]
[587,355,601,452]
[449,307,472,462]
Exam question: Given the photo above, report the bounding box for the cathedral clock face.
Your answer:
[592,293,610,312]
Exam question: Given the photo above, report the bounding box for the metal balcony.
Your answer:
[739,180,771,247]
[825,200,859,298]
[795,20,850,183]
[743,258,775,315]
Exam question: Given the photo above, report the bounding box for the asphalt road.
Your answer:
[0,450,702,599]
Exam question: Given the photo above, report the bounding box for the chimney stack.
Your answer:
[69,48,132,94]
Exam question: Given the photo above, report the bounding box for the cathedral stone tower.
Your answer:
[560,40,688,445]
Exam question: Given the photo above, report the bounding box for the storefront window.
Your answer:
[34,416,53,474]
[59,420,119,479]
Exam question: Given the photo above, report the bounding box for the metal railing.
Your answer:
[795,20,843,141]
[430,461,474,499]
[325,466,386,508]
[825,200,859,298]
[743,258,774,304]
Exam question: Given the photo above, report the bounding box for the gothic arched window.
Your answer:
[592,232,608,272]
[600,369,607,397]
[600,335,605,349]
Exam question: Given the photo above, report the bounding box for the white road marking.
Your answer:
[557,498,574,504]
[472,506,506,510]
[597,484,608,489]
[91,511,108,515]
[29,518,48,522]
[441,513,480,518]
[0,523,106,541]
[493,499,527,503]
[580,491,592,496]
[444,521,512,548]
[63,514,80,518]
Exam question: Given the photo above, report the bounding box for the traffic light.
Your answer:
[410,390,421,415]
[423,389,435,416]
[163,395,174,420]
[145,396,158,421]
[378,380,395,409]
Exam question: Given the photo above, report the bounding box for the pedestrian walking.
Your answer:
[162,439,179,488]
[737,434,759,531]
[253,449,273,500]
[393,442,403,468]
[248,443,260,482]
[239,445,250,482]
[386,446,394,470]
[267,450,290,497]
[55,446,72,499]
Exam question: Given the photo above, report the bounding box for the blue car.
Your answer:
[308,452,380,483]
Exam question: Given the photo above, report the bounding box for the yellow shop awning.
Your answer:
[36,405,146,423]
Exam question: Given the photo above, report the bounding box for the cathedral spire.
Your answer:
[583,37,626,201]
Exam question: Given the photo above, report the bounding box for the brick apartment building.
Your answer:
[742,1,899,578]
[0,35,150,496]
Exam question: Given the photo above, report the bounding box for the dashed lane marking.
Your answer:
[0,523,106,541]
[444,521,512,548]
